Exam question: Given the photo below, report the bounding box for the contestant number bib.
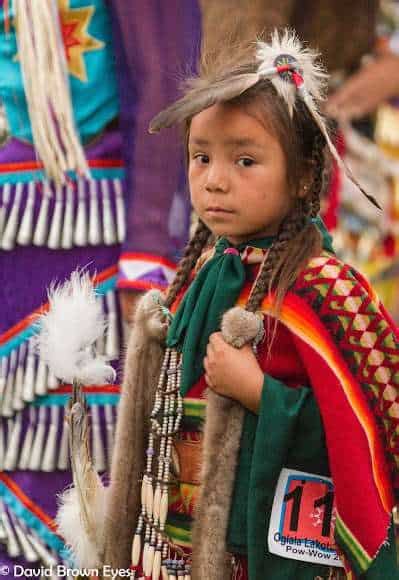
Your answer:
[268,468,344,568]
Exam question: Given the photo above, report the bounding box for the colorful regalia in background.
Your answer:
[0,0,200,576]
[330,0,399,323]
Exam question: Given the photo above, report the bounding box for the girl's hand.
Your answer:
[204,332,264,413]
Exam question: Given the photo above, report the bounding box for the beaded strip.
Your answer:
[130,347,190,580]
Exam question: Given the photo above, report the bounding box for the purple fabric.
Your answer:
[0,243,119,335]
[0,552,45,579]
[135,268,170,286]
[8,472,72,520]
[0,128,124,334]
[0,128,123,164]
[108,0,201,260]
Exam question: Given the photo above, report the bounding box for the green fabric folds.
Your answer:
[312,215,334,254]
[166,236,275,396]
[227,374,331,579]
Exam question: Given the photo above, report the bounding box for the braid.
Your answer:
[164,219,211,309]
[246,129,327,315]
[246,202,306,313]
[310,131,327,218]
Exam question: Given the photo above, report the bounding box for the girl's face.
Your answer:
[188,102,293,244]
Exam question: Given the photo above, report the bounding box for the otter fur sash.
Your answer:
[102,290,169,568]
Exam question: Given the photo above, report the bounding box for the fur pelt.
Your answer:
[191,391,244,579]
[190,306,258,578]
[101,290,168,568]
[221,306,263,348]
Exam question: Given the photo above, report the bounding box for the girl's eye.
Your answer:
[237,157,255,167]
[193,154,209,164]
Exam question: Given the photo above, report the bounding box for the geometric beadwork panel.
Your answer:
[296,252,399,496]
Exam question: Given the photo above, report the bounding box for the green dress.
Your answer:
[227,375,398,579]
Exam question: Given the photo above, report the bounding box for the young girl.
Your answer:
[60,31,398,580]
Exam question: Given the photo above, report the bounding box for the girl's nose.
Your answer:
[205,163,229,193]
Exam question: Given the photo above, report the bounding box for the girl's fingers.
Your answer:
[209,332,224,346]
[204,356,215,388]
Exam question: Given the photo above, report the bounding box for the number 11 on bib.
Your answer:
[268,468,344,568]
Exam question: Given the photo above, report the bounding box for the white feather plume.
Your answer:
[256,29,328,117]
[56,478,107,568]
[37,270,116,384]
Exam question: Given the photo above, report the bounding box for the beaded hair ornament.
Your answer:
[150,29,380,209]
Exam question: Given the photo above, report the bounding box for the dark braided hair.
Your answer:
[246,116,328,314]
[309,132,327,218]
[246,200,308,312]
[164,219,211,309]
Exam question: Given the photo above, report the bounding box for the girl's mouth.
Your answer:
[205,207,234,214]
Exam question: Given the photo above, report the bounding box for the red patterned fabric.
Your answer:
[254,252,398,573]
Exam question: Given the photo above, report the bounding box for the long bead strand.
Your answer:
[131,347,188,580]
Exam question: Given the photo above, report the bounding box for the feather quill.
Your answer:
[149,73,259,133]
[56,384,107,568]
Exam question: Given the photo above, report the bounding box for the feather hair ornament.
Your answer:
[256,29,328,118]
[256,30,381,209]
[150,28,381,210]
[149,73,259,133]
[56,384,107,568]
[37,270,114,568]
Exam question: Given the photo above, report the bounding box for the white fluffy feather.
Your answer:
[37,270,115,384]
[56,477,107,568]
[256,29,328,116]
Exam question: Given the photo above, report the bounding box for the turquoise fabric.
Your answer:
[312,216,334,254]
[0,0,119,143]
